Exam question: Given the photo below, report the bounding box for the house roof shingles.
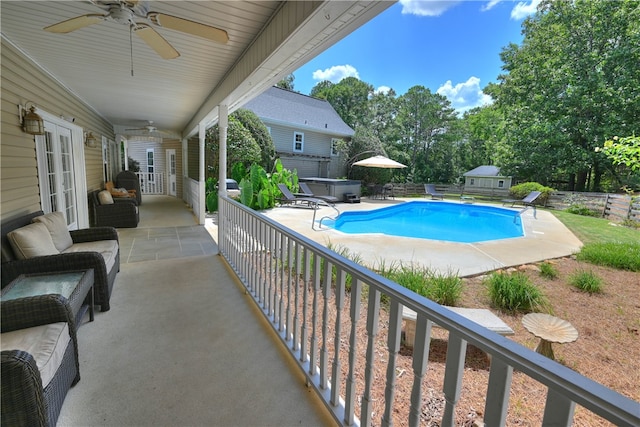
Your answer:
[243,87,355,137]
[464,165,504,177]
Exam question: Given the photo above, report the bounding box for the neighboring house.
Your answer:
[463,165,514,190]
[244,87,354,178]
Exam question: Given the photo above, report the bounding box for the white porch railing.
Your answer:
[217,196,639,427]
[135,172,164,194]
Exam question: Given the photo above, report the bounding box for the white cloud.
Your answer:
[511,0,542,20]
[399,0,462,17]
[436,76,493,114]
[312,65,359,83]
[481,0,503,12]
[375,86,392,95]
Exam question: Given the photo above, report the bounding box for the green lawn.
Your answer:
[551,210,640,245]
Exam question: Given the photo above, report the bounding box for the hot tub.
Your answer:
[299,178,361,201]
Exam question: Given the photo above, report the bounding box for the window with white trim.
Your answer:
[331,138,340,156]
[293,132,304,152]
[498,180,505,188]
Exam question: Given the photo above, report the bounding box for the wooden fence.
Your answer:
[386,183,639,223]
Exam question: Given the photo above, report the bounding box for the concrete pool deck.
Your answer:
[260,198,583,277]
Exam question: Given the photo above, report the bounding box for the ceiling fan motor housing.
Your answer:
[108,5,136,25]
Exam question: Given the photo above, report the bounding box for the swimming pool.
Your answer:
[323,201,524,243]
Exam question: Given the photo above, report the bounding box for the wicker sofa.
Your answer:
[1,294,80,426]
[1,211,119,312]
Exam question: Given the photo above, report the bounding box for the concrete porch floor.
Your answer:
[58,195,335,426]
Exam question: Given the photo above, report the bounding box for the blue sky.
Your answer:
[293,0,541,113]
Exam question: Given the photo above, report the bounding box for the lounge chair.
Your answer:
[276,184,327,209]
[502,191,542,207]
[298,182,339,205]
[424,184,444,200]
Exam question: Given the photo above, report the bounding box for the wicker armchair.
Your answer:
[116,170,142,205]
[1,294,80,427]
[90,190,139,228]
[1,211,119,312]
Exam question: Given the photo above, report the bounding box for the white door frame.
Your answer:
[166,148,177,197]
[35,110,89,229]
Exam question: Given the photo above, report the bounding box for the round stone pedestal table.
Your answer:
[522,313,578,360]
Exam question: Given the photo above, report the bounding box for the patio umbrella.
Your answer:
[352,155,407,169]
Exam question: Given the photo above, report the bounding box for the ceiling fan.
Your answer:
[43,0,228,60]
[125,120,173,136]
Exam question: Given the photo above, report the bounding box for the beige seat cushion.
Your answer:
[1,322,71,387]
[98,190,114,205]
[7,222,60,260]
[32,211,74,252]
[62,240,119,273]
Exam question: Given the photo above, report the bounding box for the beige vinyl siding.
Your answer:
[1,39,115,221]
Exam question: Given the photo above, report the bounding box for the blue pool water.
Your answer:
[324,201,523,243]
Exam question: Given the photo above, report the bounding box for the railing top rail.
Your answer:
[220,196,640,425]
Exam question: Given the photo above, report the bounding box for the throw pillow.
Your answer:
[32,211,74,252]
[7,222,60,260]
[98,190,114,205]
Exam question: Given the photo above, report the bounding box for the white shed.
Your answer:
[463,166,513,190]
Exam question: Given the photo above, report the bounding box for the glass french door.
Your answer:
[37,121,78,229]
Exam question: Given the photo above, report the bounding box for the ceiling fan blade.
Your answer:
[44,14,106,33]
[133,24,180,59]
[147,12,229,44]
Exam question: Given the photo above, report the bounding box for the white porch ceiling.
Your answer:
[1,1,394,139]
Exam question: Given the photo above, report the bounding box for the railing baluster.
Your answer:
[361,286,381,427]
[409,314,432,427]
[542,388,575,426]
[286,237,293,341]
[278,233,286,332]
[345,278,362,425]
[300,247,310,363]
[483,357,513,426]
[320,259,332,390]
[441,332,467,427]
[292,243,301,350]
[382,300,402,427]
[331,267,346,406]
[309,251,321,376]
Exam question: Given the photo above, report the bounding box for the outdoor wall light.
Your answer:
[19,102,45,135]
[85,132,98,148]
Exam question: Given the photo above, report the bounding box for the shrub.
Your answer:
[539,262,558,279]
[565,204,600,217]
[569,269,603,293]
[428,271,463,306]
[509,182,554,205]
[576,242,640,271]
[484,272,548,313]
[388,264,431,297]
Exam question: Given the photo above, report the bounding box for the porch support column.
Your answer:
[198,122,206,224]
[218,104,228,197]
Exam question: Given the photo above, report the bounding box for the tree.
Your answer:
[396,85,458,182]
[492,0,640,190]
[599,136,640,171]
[310,77,373,129]
[205,116,261,179]
[232,109,276,171]
[275,74,295,91]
